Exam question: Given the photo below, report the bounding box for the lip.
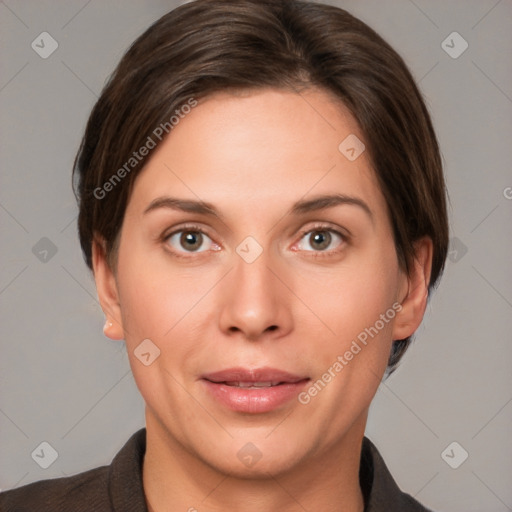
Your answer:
[201,367,309,414]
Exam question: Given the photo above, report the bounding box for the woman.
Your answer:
[1,0,447,510]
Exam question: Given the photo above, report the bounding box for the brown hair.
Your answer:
[73,0,448,372]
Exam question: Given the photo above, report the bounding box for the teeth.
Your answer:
[224,381,280,388]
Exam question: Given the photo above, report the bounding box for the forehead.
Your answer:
[126,88,387,221]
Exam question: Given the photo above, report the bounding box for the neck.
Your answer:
[143,412,366,512]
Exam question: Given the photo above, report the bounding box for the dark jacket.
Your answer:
[0,429,433,511]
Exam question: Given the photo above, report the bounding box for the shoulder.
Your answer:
[362,437,435,512]
[0,429,147,512]
[0,465,110,512]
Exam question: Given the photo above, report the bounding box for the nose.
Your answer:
[217,250,293,341]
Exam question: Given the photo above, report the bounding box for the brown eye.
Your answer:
[180,231,203,251]
[308,231,331,251]
[166,229,215,253]
[296,228,344,253]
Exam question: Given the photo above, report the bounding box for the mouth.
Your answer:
[201,367,309,413]
[222,381,294,388]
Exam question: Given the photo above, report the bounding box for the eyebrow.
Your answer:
[143,193,373,222]
[290,194,373,221]
[144,197,222,219]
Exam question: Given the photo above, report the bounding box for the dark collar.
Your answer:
[360,437,432,511]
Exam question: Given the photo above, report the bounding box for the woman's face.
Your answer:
[95,88,426,477]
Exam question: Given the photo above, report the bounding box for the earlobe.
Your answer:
[103,319,113,334]
[392,237,433,341]
[102,318,122,340]
[92,237,125,341]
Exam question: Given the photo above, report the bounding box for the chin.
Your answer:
[209,447,305,480]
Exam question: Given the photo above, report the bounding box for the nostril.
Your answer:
[226,324,279,337]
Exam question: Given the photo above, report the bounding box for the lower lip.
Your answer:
[202,379,309,413]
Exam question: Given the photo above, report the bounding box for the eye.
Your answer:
[296,228,345,252]
[165,228,217,253]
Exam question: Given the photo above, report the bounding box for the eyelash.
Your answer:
[294,223,348,257]
[161,223,217,259]
[161,222,348,259]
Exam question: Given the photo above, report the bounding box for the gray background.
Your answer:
[1,1,511,510]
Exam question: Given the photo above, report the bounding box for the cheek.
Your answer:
[115,266,210,406]
[296,254,401,413]
[115,253,225,403]
[116,233,217,343]
[299,249,400,344]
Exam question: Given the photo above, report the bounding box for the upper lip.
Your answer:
[202,367,308,385]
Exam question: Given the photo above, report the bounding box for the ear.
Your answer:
[92,237,125,340]
[392,237,433,341]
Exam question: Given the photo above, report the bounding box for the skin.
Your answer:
[93,88,432,512]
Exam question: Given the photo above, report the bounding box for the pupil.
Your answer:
[181,231,202,251]
[311,231,330,250]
